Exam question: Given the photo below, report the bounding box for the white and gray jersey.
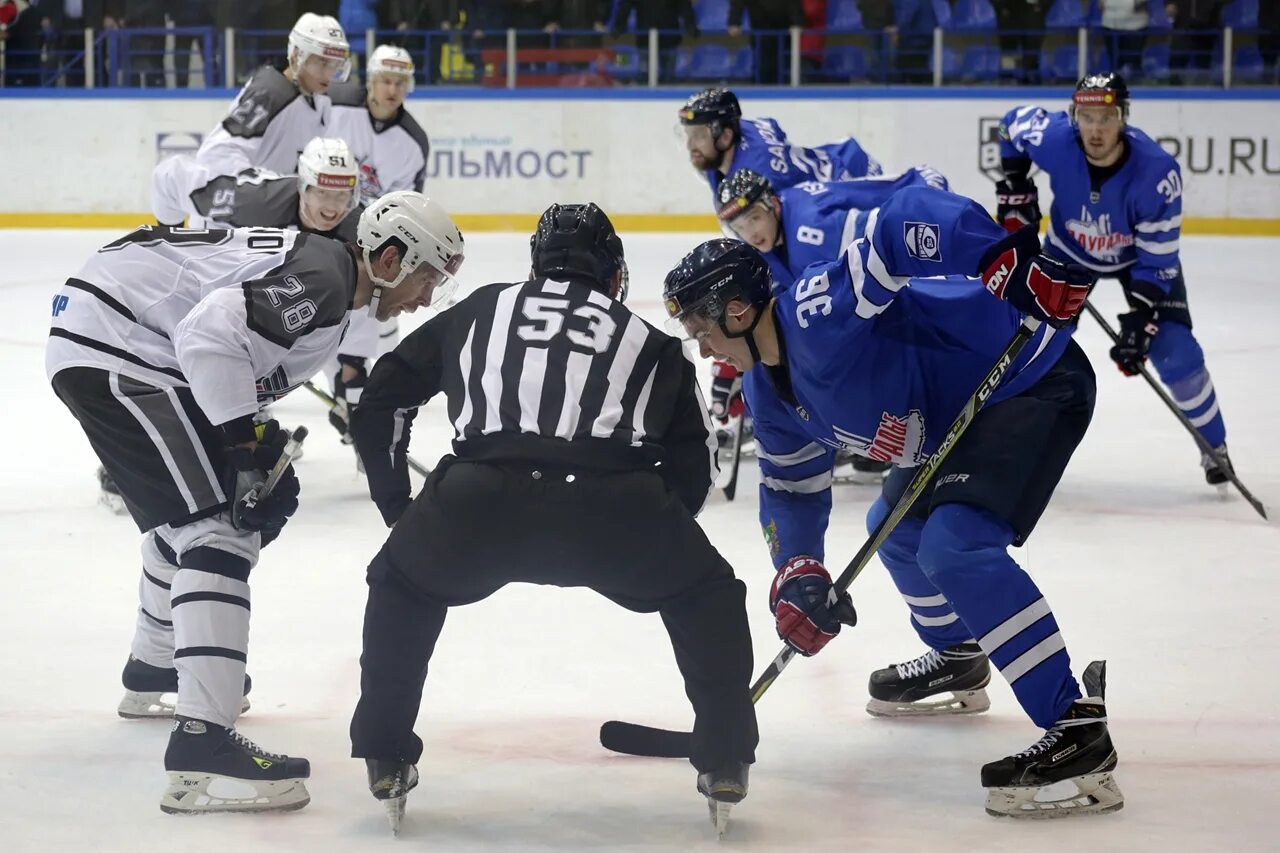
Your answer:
[47,226,358,427]
[187,169,362,244]
[327,84,430,204]
[197,66,332,178]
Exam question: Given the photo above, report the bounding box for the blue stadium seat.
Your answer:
[1232,45,1265,81]
[827,0,865,30]
[732,45,755,80]
[689,43,736,78]
[695,0,732,32]
[929,46,961,78]
[607,44,644,80]
[1046,0,1087,28]
[961,44,1001,80]
[1141,42,1171,80]
[1042,45,1080,80]
[824,44,868,77]
[951,0,998,31]
[932,0,952,29]
[1222,0,1259,29]
[1146,0,1172,31]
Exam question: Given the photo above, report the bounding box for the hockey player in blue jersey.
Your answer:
[663,185,1124,818]
[711,166,950,483]
[997,72,1233,489]
[677,86,881,457]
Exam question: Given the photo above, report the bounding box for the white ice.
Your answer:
[1,229,1278,852]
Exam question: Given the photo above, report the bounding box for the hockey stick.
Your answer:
[240,426,309,513]
[1083,301,1269,522]
[302,380,432,477]
[721,416,746,502]
[600,318,1044,758]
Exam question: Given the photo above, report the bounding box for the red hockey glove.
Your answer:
[979,226,1093,328]
[769,556,858,657]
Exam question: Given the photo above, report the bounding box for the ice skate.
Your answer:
[697,761,748,839]
[97,465,127,515]
[367,759,419,836]
[833,451,890,485]
[118,656,250,719]
[1202,443,1234,496]
[160,716,310,814]
[982,660,1123,819]
[866,642,991,717]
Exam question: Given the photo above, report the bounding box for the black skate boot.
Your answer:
[981,660,1123,819]
[697,761,749,838]
[367,759,420,835]
[97,465,127,515]
[161,716,310,814]
[1202,443,1234,493]
[867,641,991,717]
[118,655,251,719]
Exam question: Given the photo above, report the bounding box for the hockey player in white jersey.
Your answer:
[328,45,431,206]
[46,192,464,815]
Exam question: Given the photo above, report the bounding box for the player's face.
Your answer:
[299,186,355,231]
[674,308,756,371]
[376,266,444,321]
[1075,106,1124,163]
[370,73,409,110]
[728,203,780,252]
[682,125,725,170]
[296,53,346,94]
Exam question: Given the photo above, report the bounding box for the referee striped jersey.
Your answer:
[352,275,721,520]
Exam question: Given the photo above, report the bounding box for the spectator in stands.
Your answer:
[729,0,803,85]
[170,1,214,88]
[856,0,893,79]
[1168,1,1225,73]
[887,0,935,83]
[545,0,610,48]
[1099,0,1148,78]
[122,0,165,87]
[611,0,698,82]
[993,0,1044,84]
[800,0,827,75]
[384,2,461,86]
[465,1,552,57]
[2,0,50,86]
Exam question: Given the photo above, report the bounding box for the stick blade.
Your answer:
[599,721,692,758]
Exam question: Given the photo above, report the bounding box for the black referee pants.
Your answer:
[350,457,759,774]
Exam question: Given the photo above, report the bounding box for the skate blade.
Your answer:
[984,771,1124,819]
[383,795,407,835]
[160,772,310,815]
[833,468,890,486]
[866,688,990,718]
[99,491,128,515]
[118,690,250,719]
[706,798,734,839]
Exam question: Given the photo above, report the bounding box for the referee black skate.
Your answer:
[348,202,759,836]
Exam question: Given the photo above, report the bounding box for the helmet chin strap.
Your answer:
[721,304,766,366]
[362,247,411,319]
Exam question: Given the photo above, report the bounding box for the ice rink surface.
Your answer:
[1,229,1278,852]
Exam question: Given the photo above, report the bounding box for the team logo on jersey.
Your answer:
[358,161,384,205]
[1065,208,1133,262]
[904,222,942,261]
[255,365,296,403]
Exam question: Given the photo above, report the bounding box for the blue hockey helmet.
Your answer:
[678,88,742,137]
[663,239,772,339]
[530,202,629,302]
[715,169,776,224]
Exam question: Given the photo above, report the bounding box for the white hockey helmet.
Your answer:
[367,44,415,93]
[297,137,360,211]
[288,13,351,82]
[357,191,465,309]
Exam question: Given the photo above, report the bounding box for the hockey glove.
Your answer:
[709,360,745,423]
[979,226,1093,328]
[222,417,300,543]
[1109,309,1159,376]
[769,556,858,657]
[327,355,368,443]
[995,176,1041,234]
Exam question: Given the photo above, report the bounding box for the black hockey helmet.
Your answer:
[678,87,742,137]
[663,239,772,338]
[1071,72,1130,123]
[716,169,776,223]
[530,202,629,302]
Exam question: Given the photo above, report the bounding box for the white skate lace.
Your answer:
[894,649,946,680]
[229,729,286,761]
[1015,726,1065,759]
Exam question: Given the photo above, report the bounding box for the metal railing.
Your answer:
[1,25,1275,89]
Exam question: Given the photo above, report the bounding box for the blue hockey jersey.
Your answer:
[761,166,950,286]
[705,116,882,208]
[747,186,1075,568]
[1000,107,1183,296]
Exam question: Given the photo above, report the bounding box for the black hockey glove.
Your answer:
[222,417,300,544]
[328,355,368,443]
[995,175,1041,234]
[979,225,1093,328]
[1109,309,1159,376]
